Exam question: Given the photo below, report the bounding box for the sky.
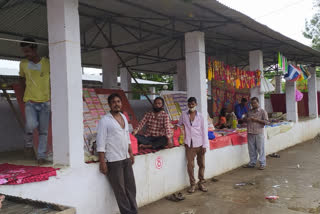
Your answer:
[218,0,314,46]
[0,0,316,72]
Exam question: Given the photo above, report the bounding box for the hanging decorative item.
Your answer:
[278,52,288,73]
[299,65,311,80]
[295,89,303,102]
[207,57,213,81]
[284,64,300,82]
[207,57,261,89]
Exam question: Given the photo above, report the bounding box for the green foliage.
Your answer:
[131,73,173,100]
[304,0,320,50]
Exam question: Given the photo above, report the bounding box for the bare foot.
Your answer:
[0,195,5,209]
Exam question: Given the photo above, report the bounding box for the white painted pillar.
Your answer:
[120,67,132,99]
[47,0,84,167]
[286,81,298,122]
[173,60,187,91]
[149,87,156,100]
[249,50,265,109]
[308,66,318,118]
[275,75,282,94]
[101,48,119,89]
[185,31,207,116]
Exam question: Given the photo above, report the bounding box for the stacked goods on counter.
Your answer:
[83,88,111,162]
[162,92,188,121]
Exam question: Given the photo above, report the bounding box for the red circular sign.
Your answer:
[155,156,163,169]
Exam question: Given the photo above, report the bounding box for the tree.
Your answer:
[304,0,320,50]
[131,73,173,100]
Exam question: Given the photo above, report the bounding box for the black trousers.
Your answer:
[107,158,138,214]
[135,135,168,149]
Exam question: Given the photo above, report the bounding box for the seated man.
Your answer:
[215,107,227,129]
[132,97,173,149]
[235,98,248,124]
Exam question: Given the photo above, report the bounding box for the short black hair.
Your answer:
[108,93,122,105]
[241,98,247,103]
[20,37,38,49]
[250,97,259,103]
[187,97,197,103]
[220,107,227,117]
[154,97,164,105]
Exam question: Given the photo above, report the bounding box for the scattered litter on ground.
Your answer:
[272,184,281,188]
[211,178,219,182]
[165,192,185,202]
[297,164,301,168]
[234,182,255,189]
[265,196,279,203]
[284,180,288,184]
[180,209,196,214]
[268,153,280,158]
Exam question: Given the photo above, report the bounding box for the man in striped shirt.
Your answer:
[132,97,173,149]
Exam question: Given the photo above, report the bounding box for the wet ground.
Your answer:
[139,139,320,214]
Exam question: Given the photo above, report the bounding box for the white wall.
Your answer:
[1,118,320,214]
[0,100,24,152]
[264,98,273,113]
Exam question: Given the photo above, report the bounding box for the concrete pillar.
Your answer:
[308,66,318,118]
[286,81,298,122]
[101,48,119,89]
[47,0,84,167]
[120,67,132,99]
[149,87,156,100]
[249,50,265,109]
[275,75,282,94]
[185,31,207,116]
[173,60,187,91]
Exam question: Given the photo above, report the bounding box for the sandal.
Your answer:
[243,164,255,168]
[165,193,185,202]
[187,185,196,193]
[176,192,185,201]
[268,153,280,158]
[198,183,208,192]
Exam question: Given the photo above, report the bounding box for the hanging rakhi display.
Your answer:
[278,52,288,73]
[208,58,261,89]
[207,57,213,81]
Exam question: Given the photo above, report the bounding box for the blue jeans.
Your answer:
[247,133,266,167]
[24,101,50,159]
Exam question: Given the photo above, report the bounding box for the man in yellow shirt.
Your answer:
[19,38,51,165]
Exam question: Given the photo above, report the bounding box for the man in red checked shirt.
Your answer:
[132,97,173,149]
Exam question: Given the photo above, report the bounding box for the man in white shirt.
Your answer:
[97,93,137,214]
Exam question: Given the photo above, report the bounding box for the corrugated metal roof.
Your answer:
[0,0,319,74]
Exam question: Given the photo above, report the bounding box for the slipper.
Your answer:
[176,192,185,201]
[165,193,185,202]
[212,178,219,182]
[268,153,280,158]
[165,194,180,202]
